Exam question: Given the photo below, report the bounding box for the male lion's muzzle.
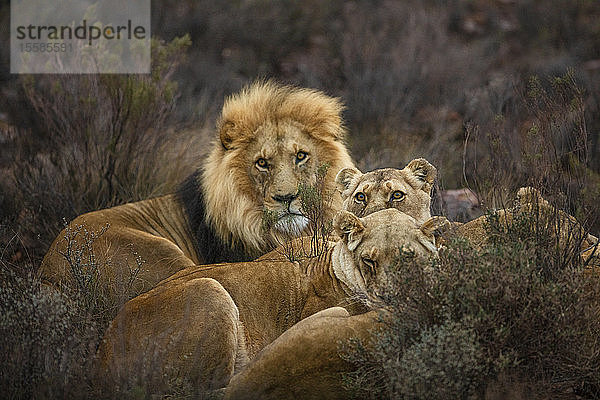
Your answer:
[269,192,309,235]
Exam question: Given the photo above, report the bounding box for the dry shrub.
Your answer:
[3,36,200,265]
[20,35,191,205]
[53,220,145,327]
[337,0,486,179]
[464,70,600,232]
[0,36,204,397]
[0,230,200,399]
[297,163,335,257]
[0,266,100,399]
[342,208,600,399]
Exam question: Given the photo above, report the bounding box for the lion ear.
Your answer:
[420,216,451,238]
[405,158,437,193]
[218,120,239,150]
[335,167,361,195]
[334,211,365,251]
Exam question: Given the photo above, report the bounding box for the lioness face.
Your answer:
[334,209,449,303]
[335,158,437,224]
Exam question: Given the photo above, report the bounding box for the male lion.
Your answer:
[335,158,436,223]
[97,209,449,392]
[39,81,355,302]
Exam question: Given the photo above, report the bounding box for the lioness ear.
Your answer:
[335,167,361,195]
[334,210,366,251]
[420,216,451,238]
[405,158,437,193]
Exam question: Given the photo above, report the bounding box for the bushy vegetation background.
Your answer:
[1,0,600,398]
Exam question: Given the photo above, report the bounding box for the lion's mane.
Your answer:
[178,81,354,262]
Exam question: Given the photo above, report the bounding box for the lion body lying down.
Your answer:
[223,307,381,400]
[98,209,448,391]
[222,186,599,400]
[454,187,599,265]
[38,81,354,304]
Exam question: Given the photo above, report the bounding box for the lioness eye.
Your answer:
[256,158,268,170]
[295,151,308,163]
[355,192,366,203]
[390,190,405,201]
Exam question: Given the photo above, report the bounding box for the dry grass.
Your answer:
[1,36,200,265]
[464,69,600,233]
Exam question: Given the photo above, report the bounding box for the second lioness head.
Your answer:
[335,158,436,224]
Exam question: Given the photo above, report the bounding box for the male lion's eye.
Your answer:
[390,190,405,201]
[256,158,268,170]
[355,192,366,203]
[295,151,308,163]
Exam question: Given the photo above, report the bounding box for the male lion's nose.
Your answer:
[272,193,298,204]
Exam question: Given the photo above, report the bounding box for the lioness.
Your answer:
[222,188,600,400]
[39,81,355,302]
[98,209,449,391]
[223,308,381,400]
[454,187,599,264]
[335,158,436,223]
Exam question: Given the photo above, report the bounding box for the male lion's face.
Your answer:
[335,158,437,224]
[246,120,323,234]
[205,81,353,255]
[334,209,449,304]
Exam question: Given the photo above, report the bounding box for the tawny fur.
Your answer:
[38,81,355,308]
[203,80,354,254]
[222,187,598,400]
[335,158,437,224]
[97,209,449,391]
[450,187,599,266]
[222,187,599,400]
[223,308,382,400]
